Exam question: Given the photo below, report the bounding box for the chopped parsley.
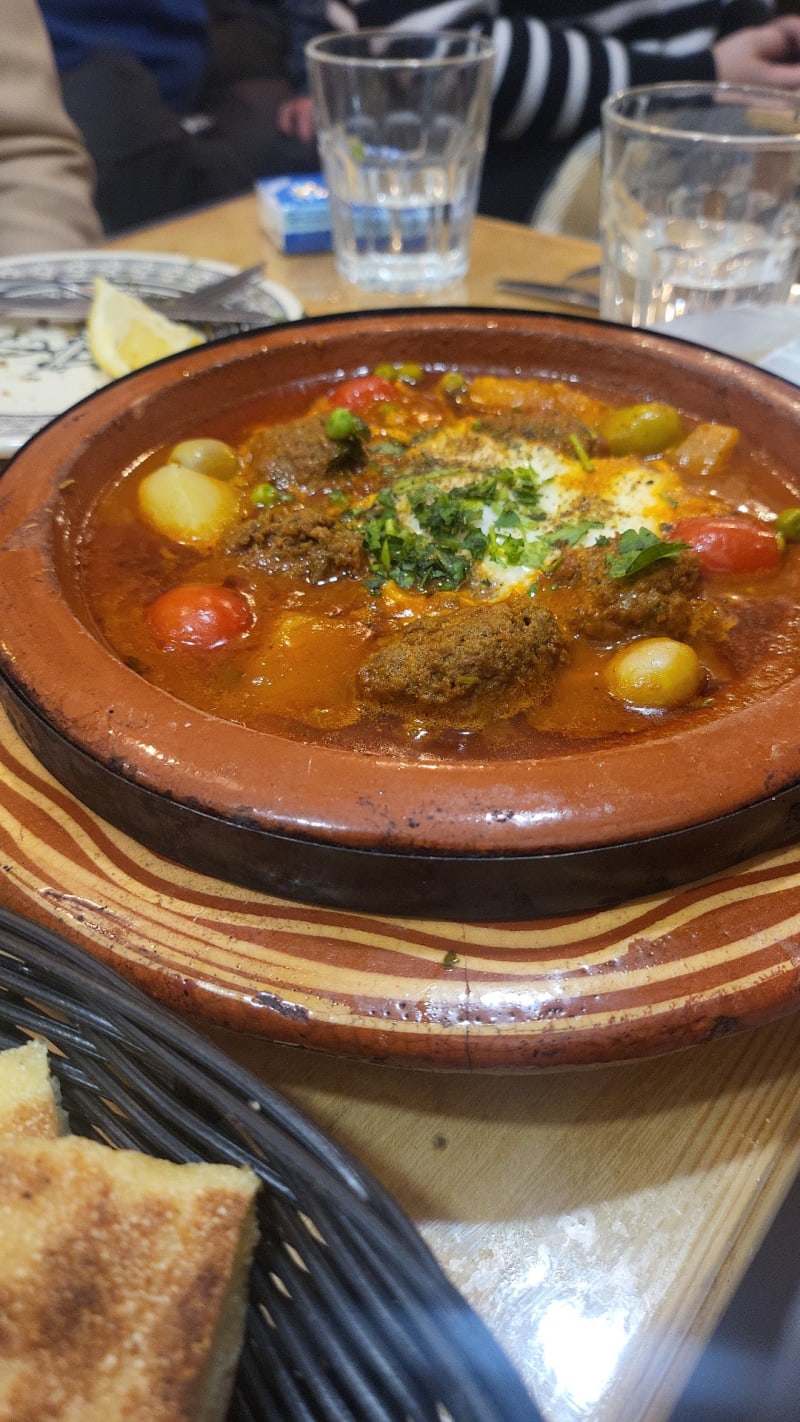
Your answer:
[354,440,687,595]
[607,527,687,579]
[568,432,595,470]
[361,485,484,592]
[516,520,603,578]
[370,439,407,457]
[360,465,548,592]
[357,460,611,593]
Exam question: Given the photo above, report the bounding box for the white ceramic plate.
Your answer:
[0,250,304,456]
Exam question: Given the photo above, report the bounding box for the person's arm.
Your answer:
[0,0,103,256]
[319,0,797,148]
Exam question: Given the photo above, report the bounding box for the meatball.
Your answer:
[243,414,362,494]
[358,597,566,727]
[225,502,367,583]
[547,543,717,642]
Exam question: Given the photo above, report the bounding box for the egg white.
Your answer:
[400,419,686,595]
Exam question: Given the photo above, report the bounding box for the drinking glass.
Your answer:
[599,83,800,327]
[306,30,494,293]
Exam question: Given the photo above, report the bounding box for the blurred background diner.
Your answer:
[1,0,102,256]
[12,0,800,244]
[35,0,318,233]
[277,0,800,233]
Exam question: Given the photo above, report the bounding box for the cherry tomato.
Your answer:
[670,516,782,575]
[330,375,397,413]
[148,583,253,650]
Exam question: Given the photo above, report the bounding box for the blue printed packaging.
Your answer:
[256,175,332,254]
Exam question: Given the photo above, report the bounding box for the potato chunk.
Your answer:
[137,462,238,549]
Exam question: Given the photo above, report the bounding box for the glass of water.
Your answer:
[306,30,494,294]
[599,83,800,328]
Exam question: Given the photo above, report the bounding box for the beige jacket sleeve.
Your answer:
[0,0,103,256]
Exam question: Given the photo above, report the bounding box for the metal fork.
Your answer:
[0,262,266,324]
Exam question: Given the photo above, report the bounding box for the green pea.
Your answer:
[325,407,368,441]
[250,482,279,508]
[373,363,398,381]
[774,508,800,542]
[601,403,684,457]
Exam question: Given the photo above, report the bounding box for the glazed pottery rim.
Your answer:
[1,306,799,862]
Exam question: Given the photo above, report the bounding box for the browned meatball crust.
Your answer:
[225,502,367,582]
[546,543,715,641]
[243,415,358,494]
[358,597,566,727]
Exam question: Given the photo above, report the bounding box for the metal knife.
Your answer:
[495,279,600,312]
[0,299,278,326]
[0,263,269,325]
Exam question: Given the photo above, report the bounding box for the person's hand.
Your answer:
[278,95,316,144]
[714,17,800,88]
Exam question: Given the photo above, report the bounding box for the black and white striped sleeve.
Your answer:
[323,0,776,145]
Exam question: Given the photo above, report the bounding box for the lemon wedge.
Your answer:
[86,276,205,378]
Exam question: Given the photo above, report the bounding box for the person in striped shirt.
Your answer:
[279,0,800,220]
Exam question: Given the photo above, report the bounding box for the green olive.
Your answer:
[774,508,800,542]
[605,638,703,709]
[600,403,684,457]
[395,362,424,384]
[169,437,238,481]
[439,370,468,396]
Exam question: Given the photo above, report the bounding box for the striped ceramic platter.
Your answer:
[1,703,798,1070]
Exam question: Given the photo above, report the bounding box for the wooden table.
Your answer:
[9,196,800,1421]
[112,191,600,319]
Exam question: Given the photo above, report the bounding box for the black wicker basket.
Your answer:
[0,906,542,1422]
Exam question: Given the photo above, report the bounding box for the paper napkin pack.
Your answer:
[256,175,332,254]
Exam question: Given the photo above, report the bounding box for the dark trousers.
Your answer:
[478,135,575,225]
[59,49,319,235]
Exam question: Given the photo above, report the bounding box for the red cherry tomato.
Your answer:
[671,516,782,575]
[147,583,253,650]
[330,375,397,413]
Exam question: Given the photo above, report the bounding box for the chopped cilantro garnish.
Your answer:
[552,521,601,548]
[360,466,543,592]
[569,432,595,470]
[355,459,619,592]
[370,439,407,456]
[510,521,602,575]
[494,508,523,532]
[607,527,687,578]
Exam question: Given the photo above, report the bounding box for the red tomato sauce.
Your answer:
[79,367,800,761]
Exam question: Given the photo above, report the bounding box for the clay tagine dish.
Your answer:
[0,308,799,922]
